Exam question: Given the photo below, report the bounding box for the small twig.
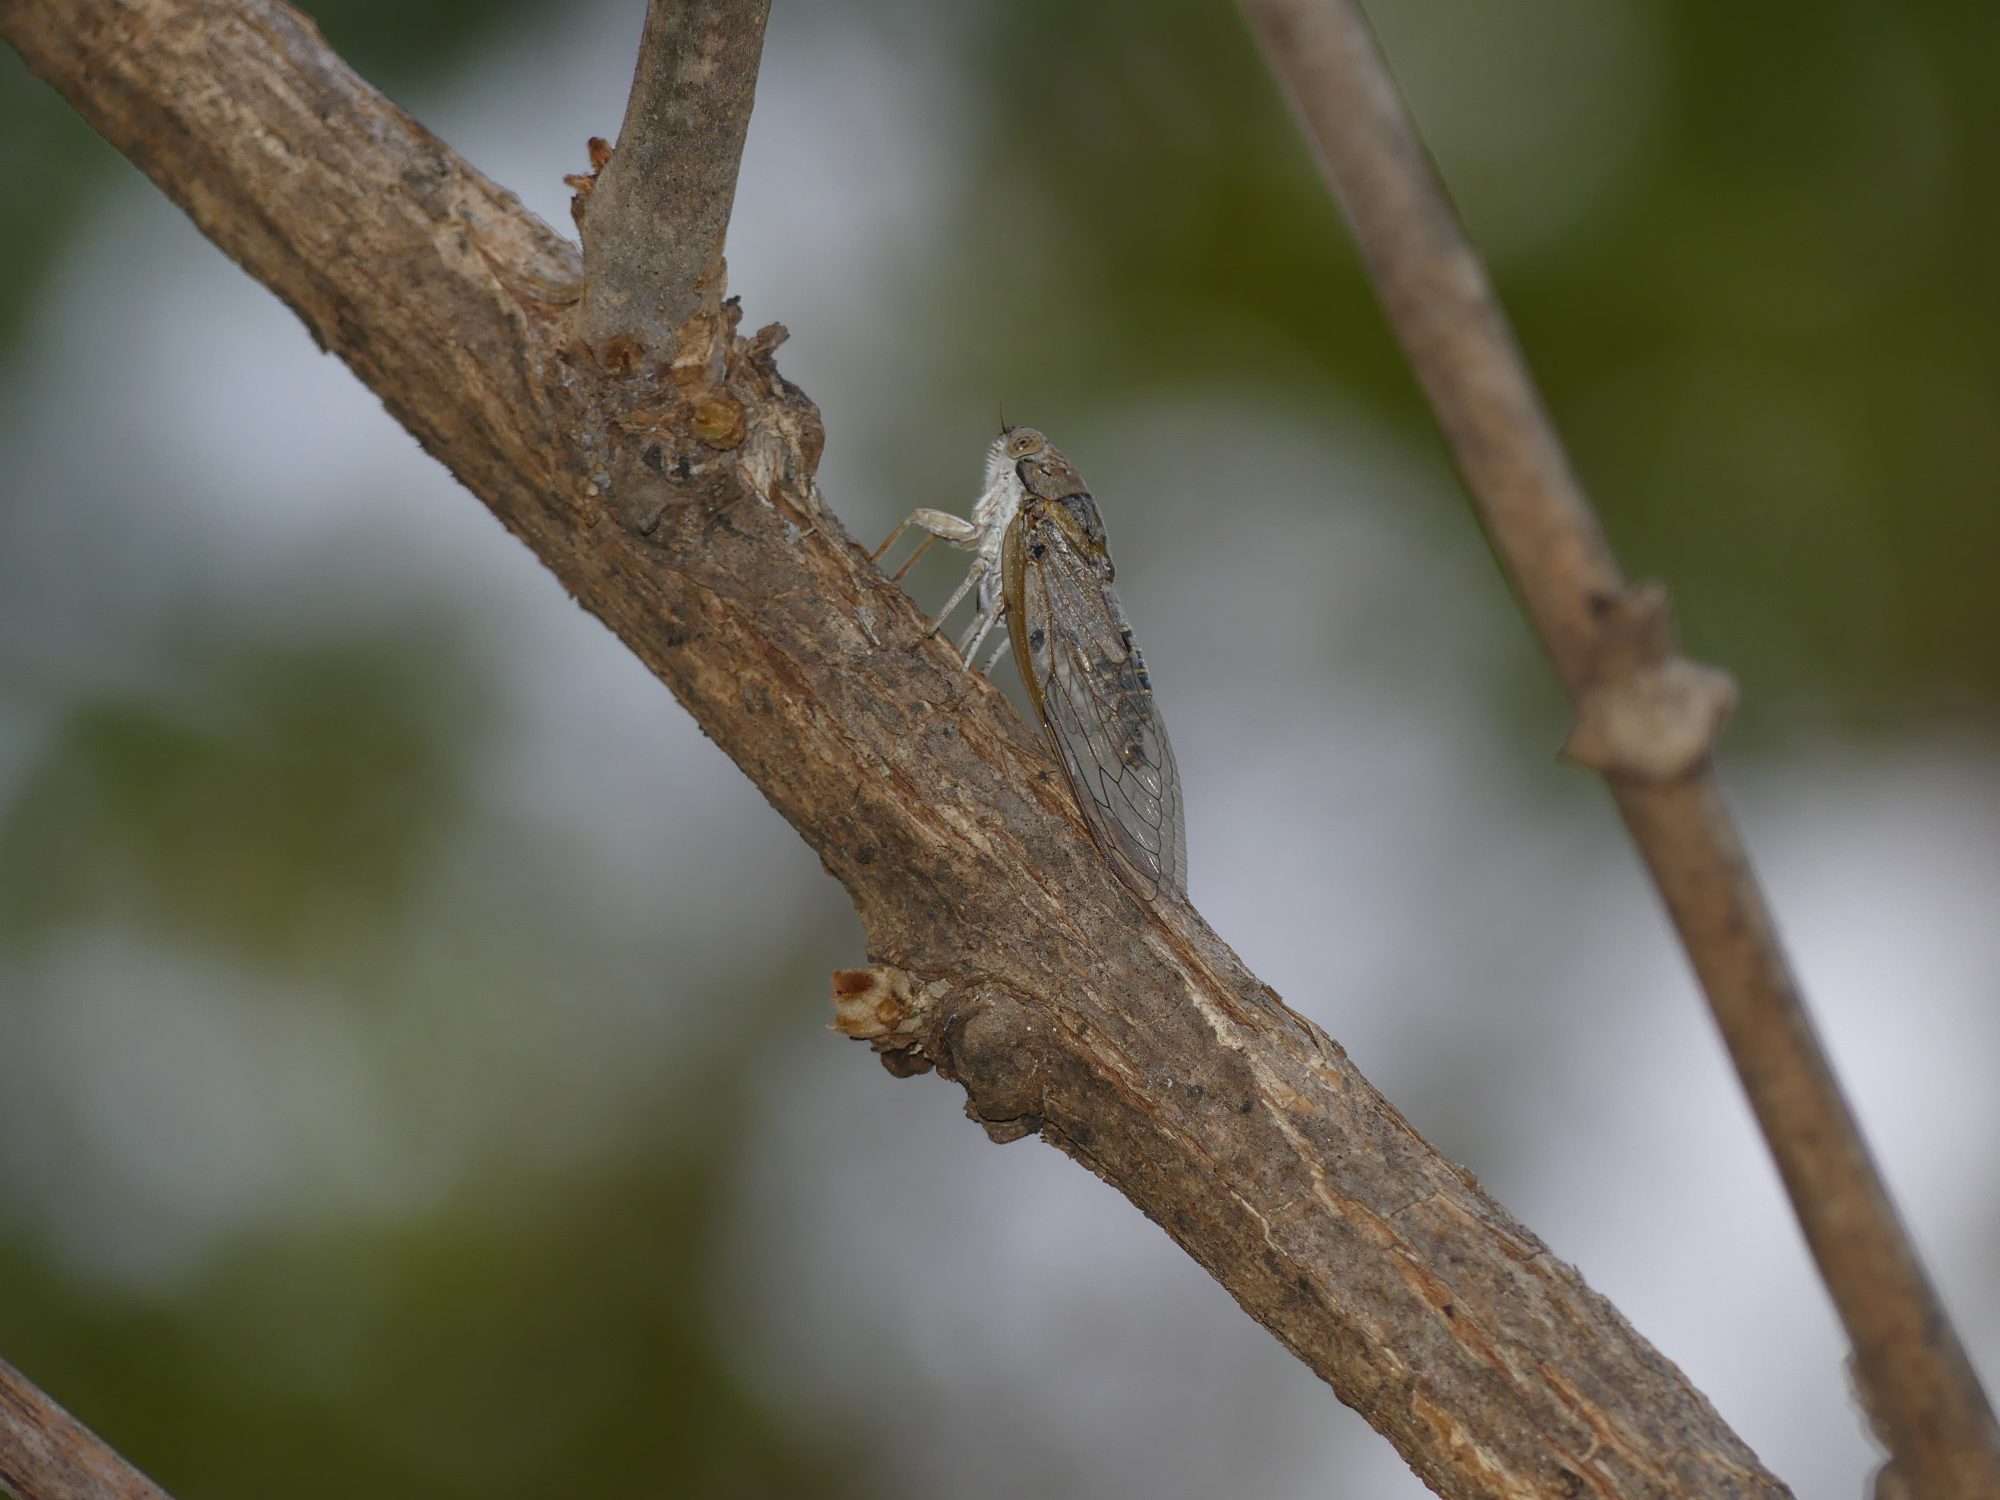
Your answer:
[575,0,771,365]
[1235,2,2000,1496]
[0,1357,173,1500]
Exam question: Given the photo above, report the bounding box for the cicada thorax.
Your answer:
[1012,440,1090,509]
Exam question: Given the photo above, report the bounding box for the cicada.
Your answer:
[873,428,1187,903]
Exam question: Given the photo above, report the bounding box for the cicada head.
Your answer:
[985,426,1041,491]
[997,427,1089,508]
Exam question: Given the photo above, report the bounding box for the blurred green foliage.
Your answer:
[0,610,864,1496]
[0,626,482,966]
[10,0,1994,714]
[0,1141,861,1498]
[950,0,2000,729]
[8,0,1995,712]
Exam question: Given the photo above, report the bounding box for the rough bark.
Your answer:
[0,0,1802,1495]
[0,1358,172,1500]
[1236,4,2000,1498]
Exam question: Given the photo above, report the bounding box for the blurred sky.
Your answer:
[3,2,1998,1497]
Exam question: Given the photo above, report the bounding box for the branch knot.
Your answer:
[1560,582,1737,782]
[831,965,937,1077]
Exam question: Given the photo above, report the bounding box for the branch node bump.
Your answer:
[563,136,613,228]
[1560,581,1737,781]
[831,965,937,1076]
[830,966,919,1037]
[966,1103,1041,1145]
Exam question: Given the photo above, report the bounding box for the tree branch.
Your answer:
[0,1357,173,1500]
[575,0,771,364]
[0,0,1803,1494]
[1234,3,2000,1497]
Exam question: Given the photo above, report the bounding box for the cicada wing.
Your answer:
[1008,516,1187,902]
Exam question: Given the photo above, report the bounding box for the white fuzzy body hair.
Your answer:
[952,436,1027,665]
[870,432,1035,671]
[977,433,1026,535]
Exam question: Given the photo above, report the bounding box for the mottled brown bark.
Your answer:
[1235,4,2000,1498]
[0,1358,172,1500]
[0,0,1801,1495]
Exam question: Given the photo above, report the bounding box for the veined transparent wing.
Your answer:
[1005,496,1187,903]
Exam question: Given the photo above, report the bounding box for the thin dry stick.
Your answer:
[0,1358,173,1500]
[1235,3,2000,1497]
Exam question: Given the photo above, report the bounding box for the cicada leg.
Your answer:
[870,508,983,581]
[977,623,1014,677]
[874,508,1007,658]
[954,565,1015,671]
